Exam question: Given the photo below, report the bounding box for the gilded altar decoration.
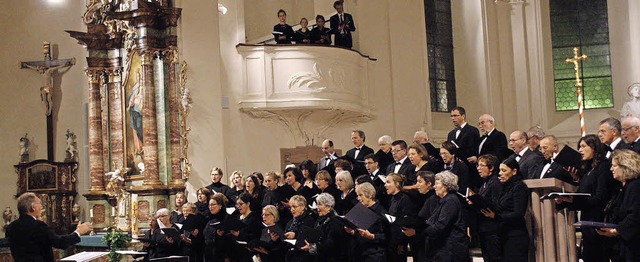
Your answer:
[179,61,192,180]
[105,165,128,197]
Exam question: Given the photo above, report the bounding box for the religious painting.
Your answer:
[26,164,58,191]
[123,53,144,178]
[138,200,149,222]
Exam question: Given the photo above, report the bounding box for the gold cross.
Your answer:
[565,47,588,90]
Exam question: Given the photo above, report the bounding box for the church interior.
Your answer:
[0,0,638,260]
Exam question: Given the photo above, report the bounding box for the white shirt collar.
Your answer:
[459,122,467,129]
[518,147,529,156]
[610,137,623,150]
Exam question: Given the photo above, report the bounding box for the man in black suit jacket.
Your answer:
[7,192,92,262]
[447,106,481,162]
[599,117,632,159]
[330,1,356,48]
[508,130,544,179]
[530,135,577,185]
[621,116,640,153]
[346,130,374,176]
[319,139,340,170]
[386,140,416,177]
[469,114,509,164]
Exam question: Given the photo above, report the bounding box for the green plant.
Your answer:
[101,227,132,262]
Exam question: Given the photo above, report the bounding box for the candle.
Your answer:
[112,207,116,216]
[89,208,93,218]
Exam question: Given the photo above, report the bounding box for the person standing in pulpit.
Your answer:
[6,192,93,262]
[273,9,294,44]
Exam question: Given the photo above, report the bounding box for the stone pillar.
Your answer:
[86,69,106,192]
[140,51,162,187]
[106,68,125,170]
[164,49,184,186]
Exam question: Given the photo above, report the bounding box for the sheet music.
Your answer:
[60,251,109,261]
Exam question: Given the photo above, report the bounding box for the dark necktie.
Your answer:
[444,164,452,170]
[395,162,402,166]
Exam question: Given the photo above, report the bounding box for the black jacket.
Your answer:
[7,215,81,262]
[424,193,469,262]
[447,123,481,160]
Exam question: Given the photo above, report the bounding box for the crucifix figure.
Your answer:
[20,42,75,161]
[566,47,588,137]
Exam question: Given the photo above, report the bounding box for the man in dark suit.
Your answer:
[330,1,356,48]
[386,140,416,176]
[7,192,92,262]
[469,114,509,164]
[346,130,374,177]
[509,130,544,179]
[530,135,577,185]
[447,106,480,162]
[621,116,640,153]
[375,135,395,173]
[414,130,443,162]
[319,139,340,170]
[599,117,632,159]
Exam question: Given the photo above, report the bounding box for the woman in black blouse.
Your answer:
[347,182,387,261]
[423,171,469,261]
[480,157,529,261]
[203,193,228,262]
[597,150,640,261]
[283,195,316,262]
[402,171,437,262]
[556,135,617,262]
[295,18,311,44]
[470,154,501,262]
[273,9,294,44]
[244,175,264,213]
[334,171,357,216]
[440,141,470,195]
[384,173,415,262]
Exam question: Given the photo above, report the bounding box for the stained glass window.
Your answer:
[550,0,613,111]
[425,0,456,112]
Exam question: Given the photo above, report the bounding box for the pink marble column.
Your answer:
[85,69,105,192]
[140,51,162,186]
[106,68,125,170]
[164,50,184,186]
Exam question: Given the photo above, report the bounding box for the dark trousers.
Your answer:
[501,233,529,262]
[479,231,501,262]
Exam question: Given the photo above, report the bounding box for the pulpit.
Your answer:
[523,178,578,262]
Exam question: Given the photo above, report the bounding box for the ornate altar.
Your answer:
[66,0,187,233]
[14,160,78,234]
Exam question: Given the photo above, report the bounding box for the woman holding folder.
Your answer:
[597,150,640,261]
[203,193,229,262]
[348,182,387,262]
[556,134,618,262]
[300,193,349,262]
[469,154,502,262]
[480,157,529,261]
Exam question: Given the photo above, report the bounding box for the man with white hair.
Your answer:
[414,130,443,162]
[469,114,509,164]
[375,135,394,172]
[621,116,640,153]
[598,117,631,159]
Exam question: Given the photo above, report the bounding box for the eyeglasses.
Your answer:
[508,138,524,142]
[477,163,488,168]
[236,202,246,207]
[209,203,220,207]
[391,149,405,153]
[290,205,302,210]
[622,126,638,132]
[261,213,273,217]
[450,114,461,117]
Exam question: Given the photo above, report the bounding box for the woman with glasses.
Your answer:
[469,154,501,262]
[315,170,341,203]
[206,167,231,197]
[155,208,183,258]
[229,193,263,262]
[283,195,315,262]
[300,193,348,262]
[440,141,470,195]
[252,205,286,262]
[203,193,229,262]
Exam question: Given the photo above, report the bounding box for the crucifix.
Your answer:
[20,42,75,161]
[565,47,588,137]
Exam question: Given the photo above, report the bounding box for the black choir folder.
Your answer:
[573,221,617,228]
[555,145,582,171]
[160,227,181,240]
[540,192,591,200]
[336,202,379,230]
[466,194,495,211]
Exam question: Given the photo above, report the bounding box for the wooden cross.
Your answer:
[20,42,75,161]
[565,47,588,137]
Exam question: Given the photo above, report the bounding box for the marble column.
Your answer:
[164,49,184,186]
[140,51,162,187]
[86,69,106,192]
[106,68,125,170]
